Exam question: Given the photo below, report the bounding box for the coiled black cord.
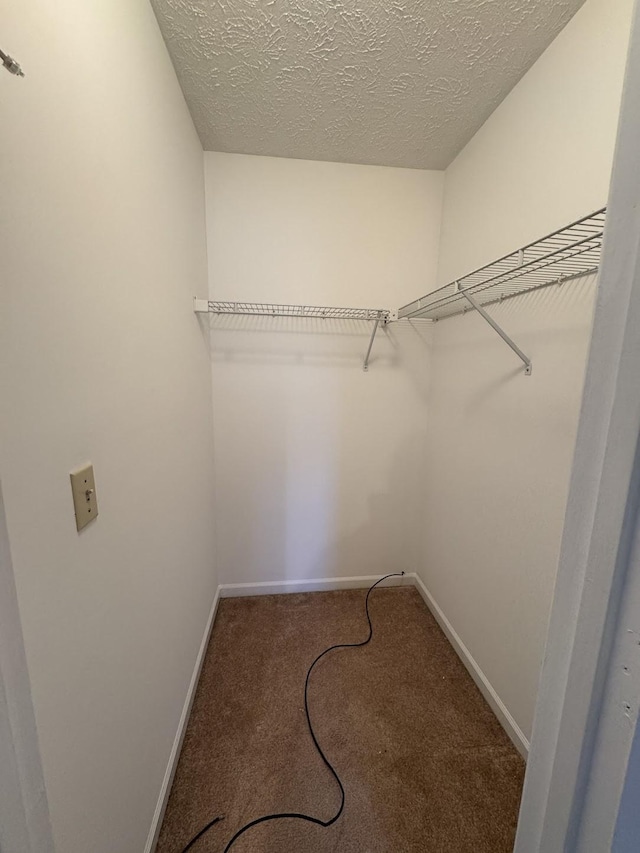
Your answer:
[180,571,404,852]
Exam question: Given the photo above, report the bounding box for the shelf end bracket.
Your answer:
[460,290,532,375]
[193,297,209,313]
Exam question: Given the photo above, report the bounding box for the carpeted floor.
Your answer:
[156,585,525,853]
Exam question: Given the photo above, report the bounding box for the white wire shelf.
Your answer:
[195,300,390,322]
[399,208,606,322]
[193,300,392,370]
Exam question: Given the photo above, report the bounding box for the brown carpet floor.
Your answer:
[156,586,525,853]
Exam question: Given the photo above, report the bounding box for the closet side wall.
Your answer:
[204,152,441,586]
[419,0,634,745]
[437,0,633,286]
[0,2,217,851]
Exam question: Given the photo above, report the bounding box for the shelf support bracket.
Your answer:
[363,313,382,372]
[459,289,532,375]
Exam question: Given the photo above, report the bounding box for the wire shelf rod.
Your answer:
[402,241,603,320]
[193,299,391,370]
[399,208,606,322]
[433,232,601,307]
[396,208,606,376]
[195,300,390,322]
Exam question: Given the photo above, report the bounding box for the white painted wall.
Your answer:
[0,2,217,852]
[419,0,634,743]
[204,153,441,585]
[437,0,633,287]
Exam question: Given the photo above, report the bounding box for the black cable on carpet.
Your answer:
[179,571,404,852]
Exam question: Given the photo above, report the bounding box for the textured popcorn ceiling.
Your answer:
[151,0,585,169]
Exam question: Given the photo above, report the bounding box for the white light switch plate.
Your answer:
[70,464,98,531]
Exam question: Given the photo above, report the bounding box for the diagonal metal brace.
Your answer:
[363,313,382,371]
[460,289,532,375]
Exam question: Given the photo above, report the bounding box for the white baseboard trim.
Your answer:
[411,572,529,759]
[145,569,527,851]
[218,572,410,598]
[144,586,222,853]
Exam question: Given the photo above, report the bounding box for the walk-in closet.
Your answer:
[2,1,639,852]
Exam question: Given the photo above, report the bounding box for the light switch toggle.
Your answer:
[70,464,98,531]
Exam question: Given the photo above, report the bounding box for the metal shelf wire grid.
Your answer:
[399,208,606,321]
[204,301,390,322]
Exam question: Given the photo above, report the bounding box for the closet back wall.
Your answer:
[419,0,634,746]
[204,153,442,586]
